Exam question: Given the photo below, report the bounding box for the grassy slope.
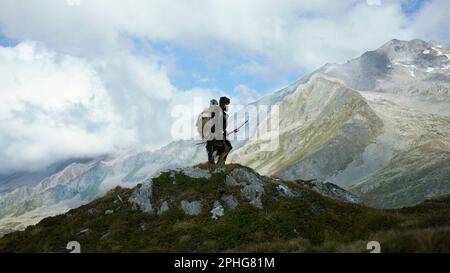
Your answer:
[0,164,449,253]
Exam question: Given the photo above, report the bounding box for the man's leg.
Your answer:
[206,141,215,164]
[217,140,232,165]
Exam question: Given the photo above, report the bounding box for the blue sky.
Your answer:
[126,36,303,97]
[401,0,428,15]
[152,42,297,94]
[120,0,431,96]
[0,33,18,47]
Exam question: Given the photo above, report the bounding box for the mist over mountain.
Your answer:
[0,140,206,236]
[0,157,94,194]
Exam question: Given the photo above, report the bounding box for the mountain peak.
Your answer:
[380,38,429,50]
[379,38,435,59]
[311,38,450,93]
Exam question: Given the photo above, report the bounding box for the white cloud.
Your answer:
[407,0,450,42]
[0,41,221,173]
[233,84,261,105]
[0,0,433,72]
[0,41,133,173]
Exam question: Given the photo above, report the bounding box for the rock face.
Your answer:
[227,167,266,209]
[129,180,153,213]
[230,74,384,183]
[303,180,360,204]
[179,167,211,179]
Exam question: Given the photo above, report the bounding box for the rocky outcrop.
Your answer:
[127,164,359,219]
[180,167,211,179]
[304,180,361,204]
[128,180,153,213]
[226,168,265,209]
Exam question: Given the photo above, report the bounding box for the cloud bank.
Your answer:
[0,41,230,173]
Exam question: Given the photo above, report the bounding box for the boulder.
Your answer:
[211,201,225,219]
[180,167,211,179]
[180,200,202,216]
[128,180,154,213]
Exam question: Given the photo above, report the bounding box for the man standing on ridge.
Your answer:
[205,96,232,166]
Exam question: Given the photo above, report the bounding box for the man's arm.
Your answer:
[223,112,228,140]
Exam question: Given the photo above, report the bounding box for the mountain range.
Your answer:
[0,38,449,237]
[231,38,450,208]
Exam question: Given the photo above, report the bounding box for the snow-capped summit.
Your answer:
[317,39,450,96]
